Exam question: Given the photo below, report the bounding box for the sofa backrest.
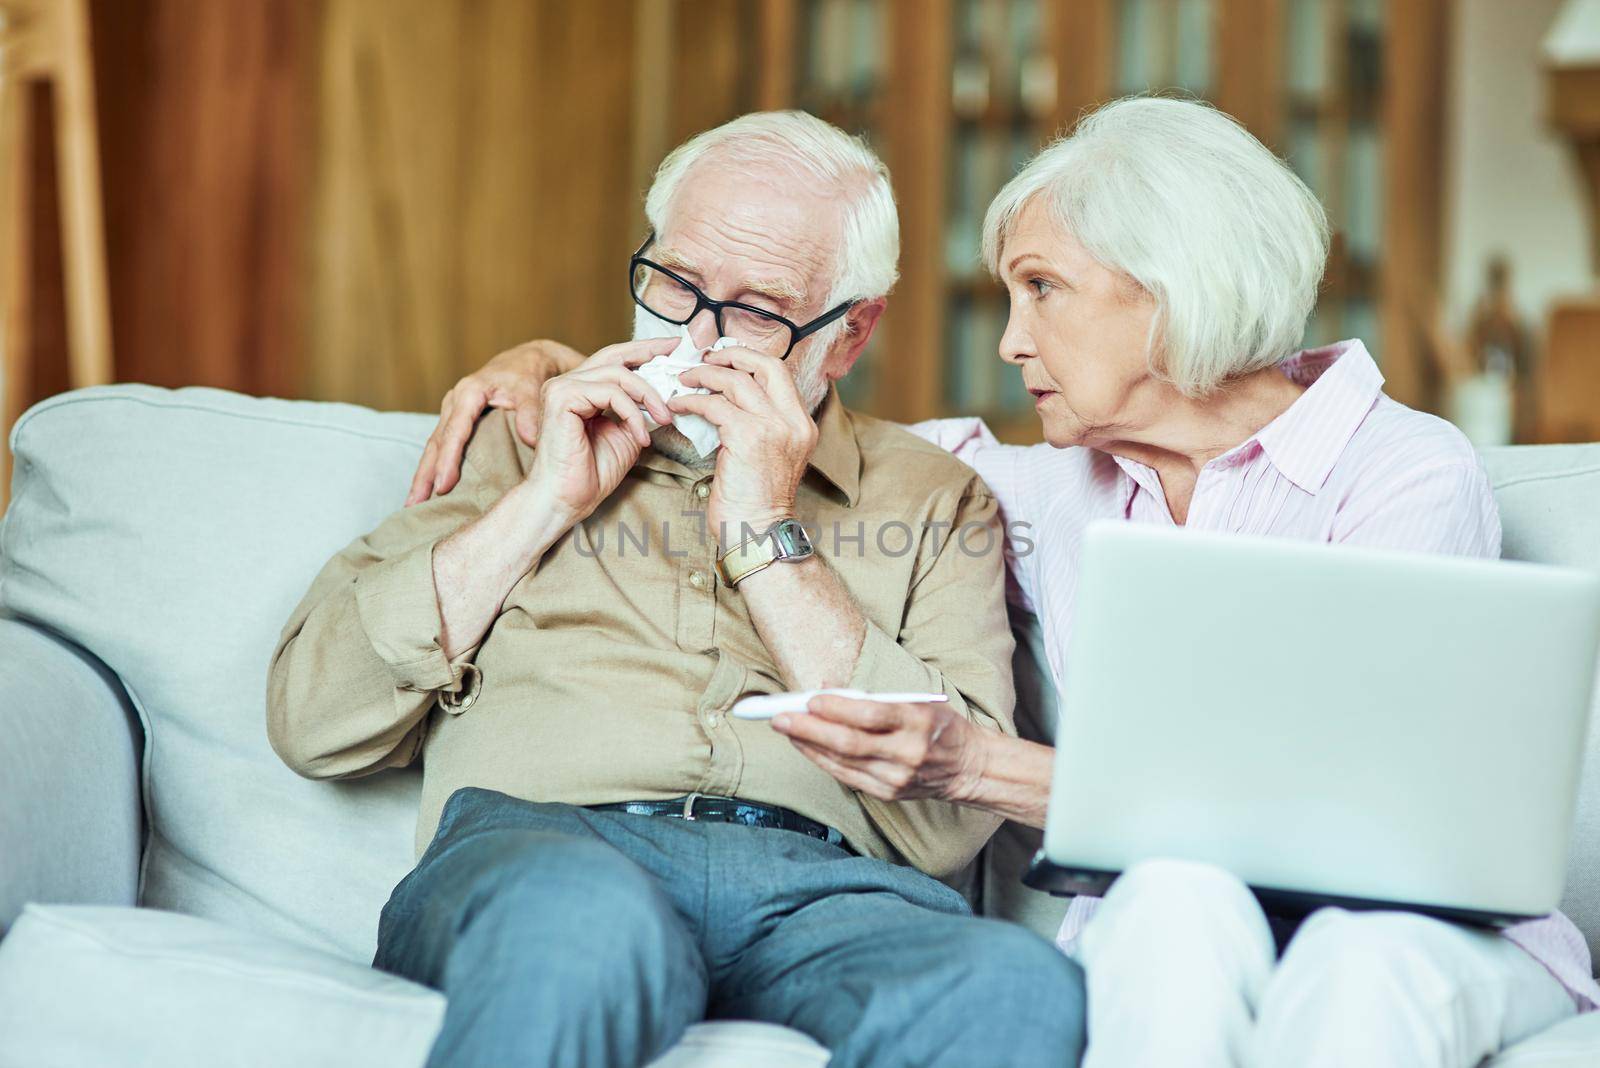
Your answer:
[1479,444,1600,962]
[3,386,1599,968]
[3,386,429,963]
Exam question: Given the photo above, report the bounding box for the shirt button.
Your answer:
[706,713,720,727]
[689,570,708,589]
[440,663,482,715]
[695,483,711,500]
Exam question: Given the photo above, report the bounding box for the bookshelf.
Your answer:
[745,0,1445,438]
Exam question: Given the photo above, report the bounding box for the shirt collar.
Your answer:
[635,383,861,506]
[1220,339,1385,495]
[1108,452,1162,515]
[806,385,862,506]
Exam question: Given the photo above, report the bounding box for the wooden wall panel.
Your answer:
[90,0,316,398]
[667,0,752,148]
[307,0,640,412]
[73,0,1451,429]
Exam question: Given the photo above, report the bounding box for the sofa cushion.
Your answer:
[0,903,444,1068]
[1,386,433,961]
[0,903,829,1068]
[1481,444,1600,967]
[647,1024,827,1068]
[3,385,1597,976]
[1485,1011,1600,1067]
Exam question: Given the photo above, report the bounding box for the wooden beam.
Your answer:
[0,6,60,80]
[668,0,749,146]
[1546,64,1600,133]
[1048,0,1114,138]
[631,0,675,201]
[882,0,951,423]
[0,73,33,511]
[1381,0,1451,410]
[1541,296,1600,443]
[1546,63,1600,272]
[754,0,798,111]
[49,0,108,389]
[1216,0,1285,149]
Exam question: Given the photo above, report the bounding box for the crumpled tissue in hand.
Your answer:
[636,324,742,458]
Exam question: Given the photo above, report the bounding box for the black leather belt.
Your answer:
[587,794,850,850]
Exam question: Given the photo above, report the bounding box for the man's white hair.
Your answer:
[643,110,900,351]
[982,96,1330,397]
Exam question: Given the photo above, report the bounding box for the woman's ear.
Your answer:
[821,298,887,380]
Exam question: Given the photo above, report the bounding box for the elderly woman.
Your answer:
[406,97,1595,1065]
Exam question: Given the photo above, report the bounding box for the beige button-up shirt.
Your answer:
[266,387,1017,877]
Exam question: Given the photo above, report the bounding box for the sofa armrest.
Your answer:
[1485,1009,1600,1066]
[0,615,143,932]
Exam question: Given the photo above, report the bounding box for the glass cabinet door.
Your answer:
[797,0,889,408]
[772,0,1390,434]
[1116,0,1216,96]
[1284,0,1385,357]
[943,0,1057,437]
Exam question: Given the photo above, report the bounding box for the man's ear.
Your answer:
[820,298,887,381]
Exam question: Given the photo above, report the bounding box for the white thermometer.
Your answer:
[731,688,949,720]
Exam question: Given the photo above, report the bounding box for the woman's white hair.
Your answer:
[982,96,1330,397]
[643,110,899,347]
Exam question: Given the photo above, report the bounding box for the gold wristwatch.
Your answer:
[715,518,815,588]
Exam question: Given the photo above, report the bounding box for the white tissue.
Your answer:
[636,324,741,458]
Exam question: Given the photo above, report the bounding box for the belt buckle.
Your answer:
[681,792,703,821]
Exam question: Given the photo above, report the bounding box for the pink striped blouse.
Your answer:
[910,339,1599,1010]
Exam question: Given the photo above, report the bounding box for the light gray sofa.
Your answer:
[0,384,1598,1067]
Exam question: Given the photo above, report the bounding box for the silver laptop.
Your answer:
[1024,522,1600,927]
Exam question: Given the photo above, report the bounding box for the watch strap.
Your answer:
[716,518,812,588]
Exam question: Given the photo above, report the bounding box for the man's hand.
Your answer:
[772,695,989,803]
[428,345,668,664]
[528,351,676,527]
[672,346,819,542]
[407,337,674,506]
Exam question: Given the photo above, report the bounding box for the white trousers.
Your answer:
[1074,860,1577,1068]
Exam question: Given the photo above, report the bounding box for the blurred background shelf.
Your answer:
[779,0,1433,442]
[1,0,1595,466]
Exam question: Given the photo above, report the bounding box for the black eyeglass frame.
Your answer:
[628,233,857,360]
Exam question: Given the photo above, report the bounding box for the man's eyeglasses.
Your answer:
[629,234,856,359]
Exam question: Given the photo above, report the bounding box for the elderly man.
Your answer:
[266,110,1084,1068]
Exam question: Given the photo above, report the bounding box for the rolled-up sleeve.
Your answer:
[266,423,512,780]
[353,536,474,693]
[846,482,1018,878]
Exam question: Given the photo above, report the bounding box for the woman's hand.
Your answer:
[407,337,676,505]
[773,694,990,804]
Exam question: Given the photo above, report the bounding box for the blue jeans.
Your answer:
[373,786,1085,1068]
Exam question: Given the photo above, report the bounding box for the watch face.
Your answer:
[773,519,814,559]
